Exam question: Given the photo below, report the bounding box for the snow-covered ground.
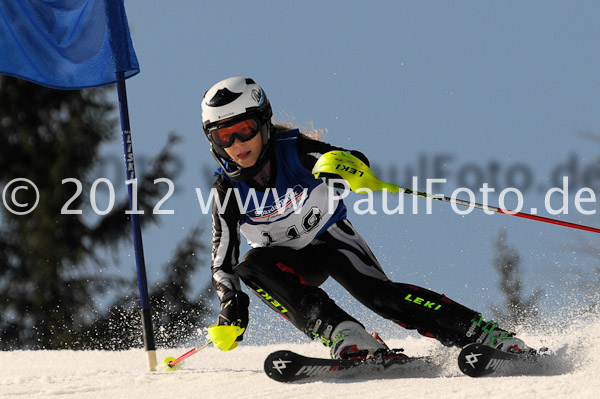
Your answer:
[2,317,598,399]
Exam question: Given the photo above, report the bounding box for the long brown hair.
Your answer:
[273,119,327,141]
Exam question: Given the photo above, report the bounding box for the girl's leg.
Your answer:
[315,220,481,347]
[235,246,361,346]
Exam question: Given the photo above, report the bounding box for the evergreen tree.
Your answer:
[77,225,214,349]
[490,230,543,328]
[0,76,211,349]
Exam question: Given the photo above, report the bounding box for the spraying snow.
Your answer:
[1,315,598,399]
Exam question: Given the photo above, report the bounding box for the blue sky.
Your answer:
[99,1,600,341]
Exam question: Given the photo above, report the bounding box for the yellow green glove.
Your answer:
[312,151,400,193]
[207,324,246,351]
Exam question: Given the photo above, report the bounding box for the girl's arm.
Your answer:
[296,133,370,171]
[210,174,243,302]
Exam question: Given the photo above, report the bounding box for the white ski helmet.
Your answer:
[201,77,274,182]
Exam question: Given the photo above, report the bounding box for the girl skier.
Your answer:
[201,76,530,359]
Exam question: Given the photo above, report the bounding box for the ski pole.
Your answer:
[165,340,212,369]
[164,325,245,370]
[400,186,600,234]
[312,151,600,235]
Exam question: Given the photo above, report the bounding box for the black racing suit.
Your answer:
[210,133,481,348]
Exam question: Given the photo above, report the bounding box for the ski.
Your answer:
[264,349,434,383]
[458,343,544,377]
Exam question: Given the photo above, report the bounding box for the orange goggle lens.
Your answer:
[210,119,260,148]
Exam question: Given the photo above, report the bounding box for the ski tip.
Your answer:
[264,350,297,383]
[457,342,547,377]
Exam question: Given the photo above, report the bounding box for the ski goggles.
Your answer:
[209,118,260,148]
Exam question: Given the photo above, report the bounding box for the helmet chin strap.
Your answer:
[251,160,272,187]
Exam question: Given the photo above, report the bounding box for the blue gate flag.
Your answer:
[0,0,139,90]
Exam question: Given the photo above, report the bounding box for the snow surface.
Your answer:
[2,318,598,399]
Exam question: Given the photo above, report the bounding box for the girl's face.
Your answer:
[224,133,263,168]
